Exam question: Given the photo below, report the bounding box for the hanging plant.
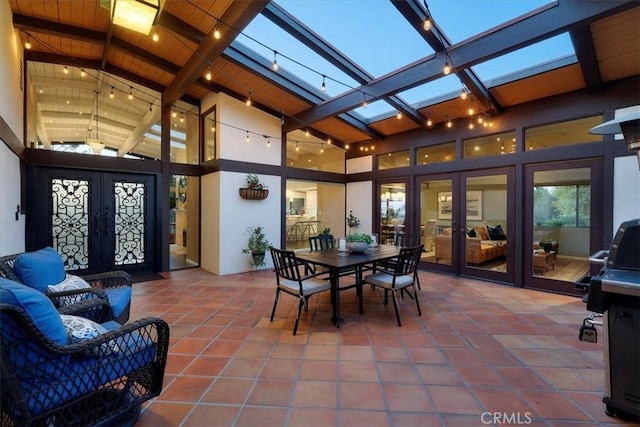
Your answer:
[239,174,269,200]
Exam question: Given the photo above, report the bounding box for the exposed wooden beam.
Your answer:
[570,26,602,93]
[263,2,425,127]
[285,0,636,131]
[162,1,269,107]
[392,0,503,114]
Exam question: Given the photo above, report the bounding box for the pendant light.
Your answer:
[86,91,105,155]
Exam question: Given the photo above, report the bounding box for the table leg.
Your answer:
[330,269,340,327]
[356,266,364,315]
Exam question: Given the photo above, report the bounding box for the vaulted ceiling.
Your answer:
[10,0,640,156]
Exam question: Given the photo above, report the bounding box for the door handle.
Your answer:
[104,211,109,235]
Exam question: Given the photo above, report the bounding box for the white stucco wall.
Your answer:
[199,91,282,274]
[613,155,640,233]
[347,155,373,174]
[346,181,373,234]
[0,0,26,256]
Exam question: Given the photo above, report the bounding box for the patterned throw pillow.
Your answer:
[60,315,120,355]
[48,275,92,306]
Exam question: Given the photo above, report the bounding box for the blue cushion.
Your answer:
[0,278,68,345]
[105,287,132,319]
[13,247,66,293]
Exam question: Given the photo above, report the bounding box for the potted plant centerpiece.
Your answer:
[239,174,269,200]
[346,211,360,235]
[345,233,373,253]
[242,226,271,266]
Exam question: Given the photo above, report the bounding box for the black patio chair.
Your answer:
[269,247,332,335]
[364,245,423,326]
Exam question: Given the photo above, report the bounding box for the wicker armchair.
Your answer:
[0,251,132,324]
[0,279,169,427]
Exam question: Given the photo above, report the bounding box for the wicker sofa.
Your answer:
[435,225,507,265]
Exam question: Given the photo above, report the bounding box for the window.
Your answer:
[525,116,603,151]
[378,150,410,170]
[534,184,590,227]
[463,130,517,159]
[286,131,344,173]
[416,142,456,164]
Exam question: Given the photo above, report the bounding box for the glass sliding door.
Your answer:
[460,172,513,282]
[524,161,602,294]
[418,178,454,267]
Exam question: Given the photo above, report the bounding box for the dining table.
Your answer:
[294,244,401,327]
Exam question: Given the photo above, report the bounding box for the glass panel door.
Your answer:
[525,164,596,294]
[419,178,454,266]
[380,182,407,244]
[462,175,509,275]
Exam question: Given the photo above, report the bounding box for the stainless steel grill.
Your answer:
[582,219,640,421]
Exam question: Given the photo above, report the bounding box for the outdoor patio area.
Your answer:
[130,268,633,426]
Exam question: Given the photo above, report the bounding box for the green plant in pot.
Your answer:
[242,226,271,266]
[345,232,373,253]
[539,238,553,253]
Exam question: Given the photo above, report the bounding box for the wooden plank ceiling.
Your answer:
[9,0,640,153]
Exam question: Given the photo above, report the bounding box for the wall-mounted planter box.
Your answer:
[239,188,269,200]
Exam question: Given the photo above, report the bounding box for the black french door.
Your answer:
[29,167,157,275]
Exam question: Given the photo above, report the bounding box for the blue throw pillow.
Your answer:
[487,225,507,241]
[0,278,68,345]
[13,247,66,293]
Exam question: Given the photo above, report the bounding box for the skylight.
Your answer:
[240,14,360,97]
[471,33,575,82]
[275,0,435,78]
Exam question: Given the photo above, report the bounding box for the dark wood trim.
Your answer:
[0,116,24,157]
[162,1,269,107]
[22,148,162,173]
[570,26,603,93]
[286,0,636,130]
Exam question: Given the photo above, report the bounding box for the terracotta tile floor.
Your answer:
[131,268,634,426]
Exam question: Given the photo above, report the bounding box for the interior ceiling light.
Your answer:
[110,0,159,36]
[213,20,221,39]
[86,91,104,155]
[272,51,279,71]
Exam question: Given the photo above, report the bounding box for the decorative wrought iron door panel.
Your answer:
[113,181,146,266]
[51,178,91,270]
[30,167,156,275]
